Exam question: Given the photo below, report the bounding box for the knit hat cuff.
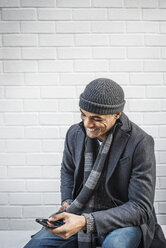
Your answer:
[79,95,125,115]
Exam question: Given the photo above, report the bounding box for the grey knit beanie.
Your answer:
[79,78,125,115]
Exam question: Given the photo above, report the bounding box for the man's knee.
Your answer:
[102,226,142,248]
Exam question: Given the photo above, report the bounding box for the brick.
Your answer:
[0,180,26,192]
[159,0,166,7]
[39,34,73,46]
[155,139,166,151]
[38,8,72,20]
[145,35,166,46]
[143,113,166,125]
[109,8,141,20]
[0,22,19,33]
[130,73,163,85]
[43,193,61,204]
[4,61,38,73]
[159,203,166,214]
[56,0,91,7]
[5,86,40,98]
[9,220,39,230]
[0,48,21,59]
[146,86,166,98]
[74,60,109,72]
[57,21,90,33]
[0,154,26,166]
[92,21,125,33]
[26,180,60,192]
[144,61,166,72]
[0,220,9,230]
[127,47,160,59]
[110,34,144,46]
[58,99,78,112]
[126,112,144,125]
[38,61,73,72]
[0,63,3,73]
[126,22,159,33]
[58,47,92,59]
[24,100,58,112]
[0,0,19,7]
[161,48,166,58]
[24,127,59,138]
[59,126,69,138]
[92,0,122,7]
[140,126,158,138]
[75,34,109,46]
[0,194,8,204]
[39,113,73,125]
[0,207,22,218]
[42,166,60,179]
[73,8,107,20]
[0,141,6,152]
[95,73,129,85]
[157,165,166,176]
[128,99,161,111]
[25,73,59,86]
[160,23,166,33]
[159,177,166,188]
[155,190,166,201]
[0,74,24,86]
[22,48,56,59]
[9,193,42,205]
[21,0,55,7]
[41,86,75,98]
[143,9,166,21]
[156,215,166,225]
[0,166,7,178]
[2,8,36,21]
[161,99,166,111]
[26,153,62,166]
[5,113,39,125]
[93,47,126,59]
[7,140,41,152]
[21,21,55,33]
[0,100,23,112]
[124,0,157,7]
[159,127,166,138]
[109,61,143,72]
[0,127,24,138]
[23,206,58,218]
[159,152,166,163]
[3,34,37,46]
[123,86,145,98]
[59,73,94,85]
[8,166,41,178]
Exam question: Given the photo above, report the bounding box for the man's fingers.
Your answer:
[48,212,66,222]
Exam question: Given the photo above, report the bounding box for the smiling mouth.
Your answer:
[87,128,98,132]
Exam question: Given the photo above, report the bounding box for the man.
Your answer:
[24,78,166,248]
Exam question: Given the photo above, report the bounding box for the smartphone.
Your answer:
[35,218,64,229]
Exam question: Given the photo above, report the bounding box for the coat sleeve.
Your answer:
[60,127,76,204]
[92,134,156,236]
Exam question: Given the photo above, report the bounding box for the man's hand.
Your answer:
[46,212,86,239]
[58,202,70,212]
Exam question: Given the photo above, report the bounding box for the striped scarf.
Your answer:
[66,129,114,248]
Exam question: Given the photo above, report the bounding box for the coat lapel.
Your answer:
[106,113,131,184]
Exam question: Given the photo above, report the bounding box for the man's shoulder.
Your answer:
[66,122,84,140]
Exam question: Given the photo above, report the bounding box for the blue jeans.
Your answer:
[23,226,142,248]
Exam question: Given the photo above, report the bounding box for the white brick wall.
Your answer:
[0,0,166,232]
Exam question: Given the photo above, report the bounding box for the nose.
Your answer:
[83,117,94,128]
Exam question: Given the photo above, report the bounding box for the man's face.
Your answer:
[80,109,121,141]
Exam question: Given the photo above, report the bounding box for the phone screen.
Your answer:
[35,218,64,229]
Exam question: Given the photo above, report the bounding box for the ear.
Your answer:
[114,112,122,119]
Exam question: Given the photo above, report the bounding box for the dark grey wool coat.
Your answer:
[61,113,166,248]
